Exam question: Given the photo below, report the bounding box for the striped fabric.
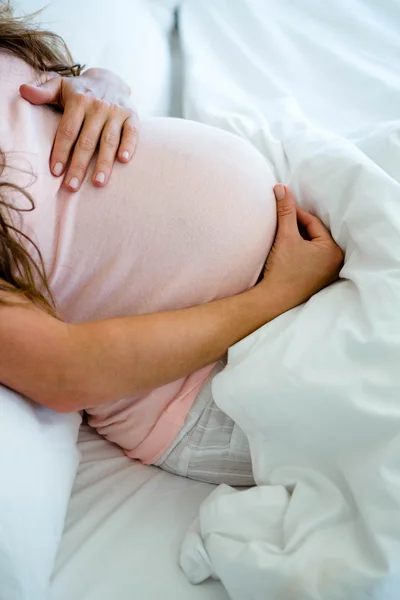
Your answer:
[156,361,255,487]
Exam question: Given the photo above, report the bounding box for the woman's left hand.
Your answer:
[20,68,138,191]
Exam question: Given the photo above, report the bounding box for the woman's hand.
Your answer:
[260,184,343,309]
[19,68,139,191]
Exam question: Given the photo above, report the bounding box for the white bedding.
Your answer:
[179,1,400,599]
[181,0,400,137]
[8,1,400,598]
[51,426,227,600]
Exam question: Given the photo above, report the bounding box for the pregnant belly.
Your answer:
[45,117,277,323]
[77,118,277,461]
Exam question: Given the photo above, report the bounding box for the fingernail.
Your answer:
[69,176,80,190]
[121,151,129,160]
[53,162,63,176]
[95,172,105,184]
[274,184,286,200]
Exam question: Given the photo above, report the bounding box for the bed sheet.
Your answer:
[177,2,400,599]
[50,425,227,600]
[180,0,400,137]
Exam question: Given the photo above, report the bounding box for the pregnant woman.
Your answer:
[0,5,343,486]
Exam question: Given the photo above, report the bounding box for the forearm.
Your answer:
[0,282,287,413]
[68,283,286,410]
[0,184,343,412]
[0,185,343,413]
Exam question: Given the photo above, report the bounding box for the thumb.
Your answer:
[19,75,62,106]
[274,184,299,238]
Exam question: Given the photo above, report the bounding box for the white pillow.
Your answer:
[0,386,81,600]
[14,0,173,117]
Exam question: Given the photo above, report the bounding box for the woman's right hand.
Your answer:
[259,184,343,310]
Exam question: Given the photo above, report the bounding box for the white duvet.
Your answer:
[179,1,400,599]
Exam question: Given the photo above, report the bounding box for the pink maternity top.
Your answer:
[0,52,276,464]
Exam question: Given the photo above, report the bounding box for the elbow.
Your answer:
[47,376,113,413]
[36,327,112,413]
[51,399,81,414]
[50,388,100,414]
[39,379,99,414]
[36,391,83,414]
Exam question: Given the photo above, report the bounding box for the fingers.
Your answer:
[22,72,138,190]
[273,184,333,243]
[53,97,136,190]
[92,117,122,186]
[273,184,298,238]
[296,206,332,241]
[92,110,137,186]
[118,114,138,163]
[64,100,108,191]
[50,92,88,180]
[19,75,62,106]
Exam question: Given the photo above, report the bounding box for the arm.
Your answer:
[19,68,138,191]
[0,186,343,413]
[0,282,286,413]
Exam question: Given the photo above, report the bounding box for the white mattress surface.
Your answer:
[50,426,227,600]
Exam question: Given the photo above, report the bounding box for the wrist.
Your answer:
[249,280,294,323]
[215,283,290,351]
[82,67,131,98]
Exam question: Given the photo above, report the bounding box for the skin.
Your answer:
[0,70,343,413]
[0,185,343,413]
[19,68,138,191]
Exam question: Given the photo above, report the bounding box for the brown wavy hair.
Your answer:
[0,1,82,313]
